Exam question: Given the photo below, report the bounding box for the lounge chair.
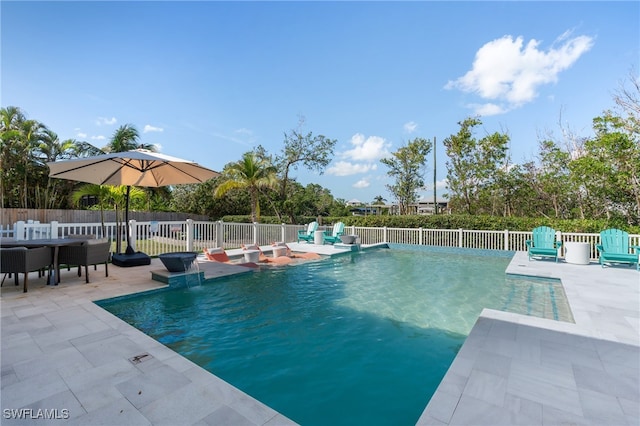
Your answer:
[297,222,319,243]
[323,222,345,245]
[271,242,321,260]
[525,226,562,262]
[242,244,293,264]
[203,247,259,268]
[596,228,640,270]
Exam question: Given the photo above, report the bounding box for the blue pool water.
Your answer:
[97,247,572,425]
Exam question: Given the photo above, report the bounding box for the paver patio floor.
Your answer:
[2,245,639,425]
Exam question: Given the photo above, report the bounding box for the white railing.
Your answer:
[10,220,640,261]
[1,224,15,238]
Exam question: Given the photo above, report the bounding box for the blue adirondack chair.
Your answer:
[297,222,319,243]
[525,226,562,262]
[596,228,640,271]
[323,222,345,245]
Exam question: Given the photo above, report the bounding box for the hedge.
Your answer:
[220,214,639,234]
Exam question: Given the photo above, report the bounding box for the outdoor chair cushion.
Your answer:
[204,247,231,262]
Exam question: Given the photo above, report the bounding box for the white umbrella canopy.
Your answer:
[47,149,219,187]
[48,149,219,256]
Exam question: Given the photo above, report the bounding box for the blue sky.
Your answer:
[3,1,638,204]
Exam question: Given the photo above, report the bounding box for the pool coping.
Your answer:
[2,247,638,425]
[417,251,639,425]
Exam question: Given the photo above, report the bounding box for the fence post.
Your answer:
[51,221,59,239]
[253,222,258,245]
[15,221,25,240]
[129,220,137,251]
[504,229,509,251]
[556,230,563,256]
[216,220,223,248]
[383,226,387,243]
[186,219,194,251]
[281,223,286,243]
[419,227,423,245]
[458,228,463,248]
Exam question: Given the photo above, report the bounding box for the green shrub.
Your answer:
[220,214,640,234]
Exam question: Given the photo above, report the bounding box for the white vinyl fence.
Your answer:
[8,220,640,261]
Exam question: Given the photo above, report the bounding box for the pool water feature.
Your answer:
[98,248,572,426]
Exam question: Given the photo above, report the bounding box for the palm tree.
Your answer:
[372,195,387,205]
[101,124,157,251]
[215,152,278,222]
[0,106,26,208]
[16,118,46,207]
[71,184,113,238]
[103,124,156,153]
[71,184,145,252]
[34,130,83,208]
[0,107,44,208]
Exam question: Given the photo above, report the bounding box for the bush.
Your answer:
[220,214,640,234]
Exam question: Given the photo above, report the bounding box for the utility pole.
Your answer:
[433,136,437,215]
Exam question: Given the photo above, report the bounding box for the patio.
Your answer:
[1,245,639,425]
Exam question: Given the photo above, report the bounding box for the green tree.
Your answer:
[273,118,337,221]
[71,184,113,237]
[214,151,278,222]
[103,124,156,153]
[92,124,157,248]
[0,107,49,208]
[34,129,87,208]
[381,137,432,215]
[570,113,640,223]
[1,106,28,207]
[286,183,334,218]
[372,195,386,205]
[443,117,509,214]
[536,140,573,218]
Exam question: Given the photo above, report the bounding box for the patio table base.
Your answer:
[112,252,151,267]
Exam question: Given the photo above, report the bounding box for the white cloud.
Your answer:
[76,132,87,138]
[235,128,253,135]
[404,121,418,133]
[342,133,391,161]
[143,124,164,133]
[327,161,377,176]
[95,116,117,126]
[445,31,594,115]
[421,178,448,191]
[353,178,370,189]
[469,103,507,116]
[91,135,106,141]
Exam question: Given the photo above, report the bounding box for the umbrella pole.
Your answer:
[125,185,135,255]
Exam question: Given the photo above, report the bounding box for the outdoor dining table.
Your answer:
[0,238,86,285]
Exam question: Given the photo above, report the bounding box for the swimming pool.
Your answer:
[97,247,572,425]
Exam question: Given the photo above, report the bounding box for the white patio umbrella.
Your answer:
[48,149,219,256]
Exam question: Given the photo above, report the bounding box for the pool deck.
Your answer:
[1,244,638,425]
[417,251,640,426]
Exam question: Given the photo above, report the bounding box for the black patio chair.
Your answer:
[58,238,110,283]
[0,246,53,293]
